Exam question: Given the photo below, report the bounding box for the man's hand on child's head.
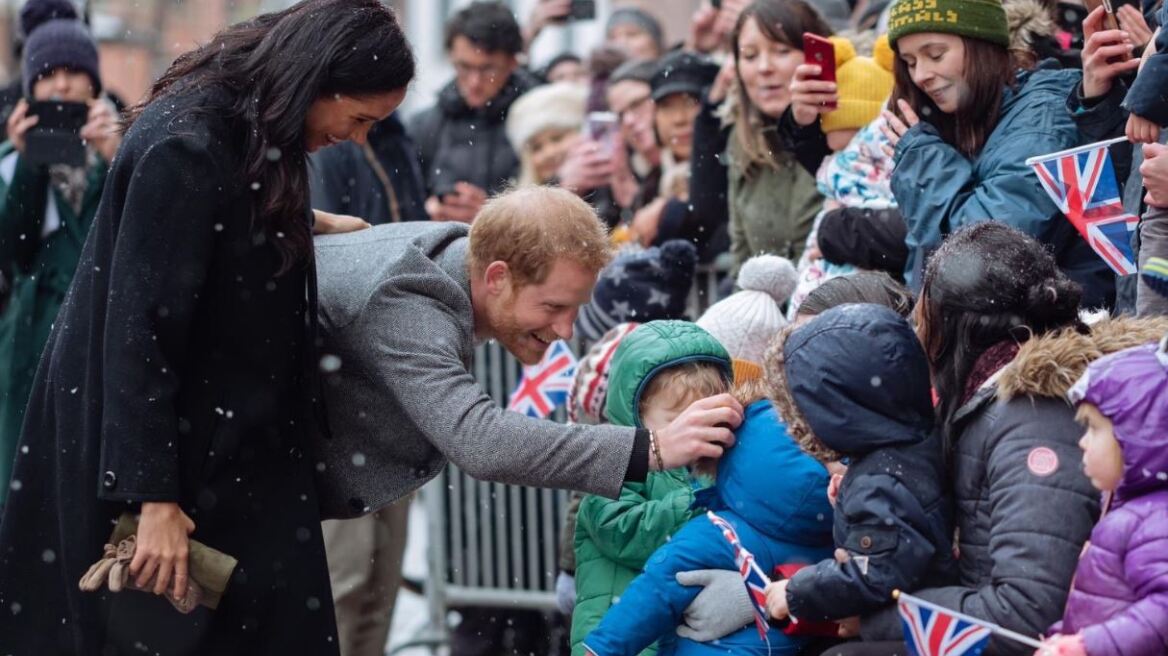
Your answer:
[654,393,744,470]
[764,579,790,621]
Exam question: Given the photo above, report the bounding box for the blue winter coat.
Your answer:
[893,64,1115,307]
[781,304,956,621]
[583,400,834,656]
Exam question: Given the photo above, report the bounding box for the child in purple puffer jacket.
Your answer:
[1038,335,1168,656]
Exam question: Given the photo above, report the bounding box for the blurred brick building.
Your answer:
[0,0,695,113]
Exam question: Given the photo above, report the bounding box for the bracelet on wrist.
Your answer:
[648,430,665,472]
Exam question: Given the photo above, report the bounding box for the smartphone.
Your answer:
[568,0,595,20]
[1084,0,1121,30]
[586,111,619,157]
[802,33,837,110]
[24,100,88,167]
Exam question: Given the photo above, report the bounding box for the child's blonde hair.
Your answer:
[639,362,731,416]
[641,362,732,479]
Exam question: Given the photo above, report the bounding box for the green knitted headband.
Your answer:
[887,0,1009,48]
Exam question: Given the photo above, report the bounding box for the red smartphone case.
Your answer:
[802,33,838,109]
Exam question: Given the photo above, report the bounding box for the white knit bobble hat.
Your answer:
[697,255,798,364]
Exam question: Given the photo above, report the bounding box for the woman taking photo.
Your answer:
[0,1,413,654]
[792,0,1115,307]
[0,0,121,507]
[724,0,830,275]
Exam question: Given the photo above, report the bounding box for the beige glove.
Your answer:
[79,534,204,614]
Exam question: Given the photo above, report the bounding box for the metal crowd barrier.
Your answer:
[391,262,730,655]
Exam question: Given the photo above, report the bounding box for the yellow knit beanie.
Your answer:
[821,36,895,134]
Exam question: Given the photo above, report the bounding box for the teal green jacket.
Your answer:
[0,142,107,505]
[570,321,731,655]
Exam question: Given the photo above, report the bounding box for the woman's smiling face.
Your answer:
[304,89,405,152]
[896,32,968,114]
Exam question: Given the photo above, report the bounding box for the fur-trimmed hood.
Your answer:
[1005,0,1056,56]
[997,316,1168,401]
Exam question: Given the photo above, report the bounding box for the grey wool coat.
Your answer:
[313,222,637,519]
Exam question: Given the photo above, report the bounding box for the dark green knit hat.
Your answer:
[887,0,1009,48]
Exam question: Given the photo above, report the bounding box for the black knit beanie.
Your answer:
[21,0,101,97]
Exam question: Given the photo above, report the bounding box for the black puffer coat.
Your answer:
[779,304,956,621]
[408,69,539,196]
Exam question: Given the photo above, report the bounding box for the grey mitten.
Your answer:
[676,569,755,642]
[555,571,576,616]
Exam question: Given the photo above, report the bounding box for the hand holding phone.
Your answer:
[1080,4,1141,97]
[5,100,39,156]
[802,33,838,110]
[586,111,618,156]
[1084,0,1120,31]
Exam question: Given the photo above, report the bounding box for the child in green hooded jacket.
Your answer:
[570,321,733,656]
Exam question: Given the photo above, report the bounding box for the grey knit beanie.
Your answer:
[605,8,665,53]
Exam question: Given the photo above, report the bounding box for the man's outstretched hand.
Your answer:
[654,393,743,470]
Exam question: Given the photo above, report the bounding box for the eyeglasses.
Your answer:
[614,94,653,121]
[452,60,510,80]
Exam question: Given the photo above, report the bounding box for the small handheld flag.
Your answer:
[706,511,773,641]
[1026,137,1138,276]
[895,590,1042,656]
[507,340,578,418]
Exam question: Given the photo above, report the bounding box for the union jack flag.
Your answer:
[507,340,578,418]
[1028,138,1138,276]
[706,511,772,641]
[898,593,992,656]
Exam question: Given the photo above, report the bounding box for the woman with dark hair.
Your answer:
[0,1,413,654]
[852,222,1168,656]
[795,0,1114,308]
[723,0,830,275]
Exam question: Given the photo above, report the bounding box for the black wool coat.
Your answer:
[0,85,339,656]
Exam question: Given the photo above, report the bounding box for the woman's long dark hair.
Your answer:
[890,36,1013,158]
[915,223,1085,441]
[126,0,415,272]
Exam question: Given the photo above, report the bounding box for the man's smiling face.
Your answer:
[485,258,597,365]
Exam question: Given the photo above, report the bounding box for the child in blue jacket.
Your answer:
[582,397,835,656]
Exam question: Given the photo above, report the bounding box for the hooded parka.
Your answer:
[582,400,835,656]
[860,317,1168,654]
[779,304,956,621]
[893,64,1115,308]
[571,321,731,656]
[1053,339,1168,656]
